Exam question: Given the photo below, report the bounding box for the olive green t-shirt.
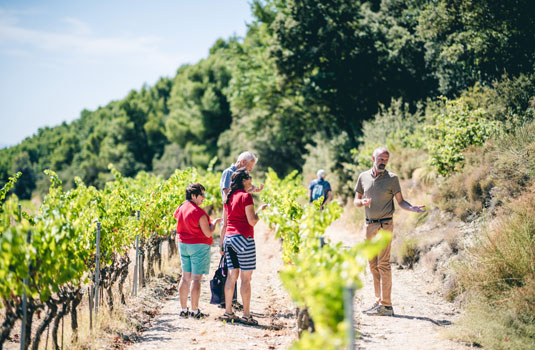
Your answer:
[355,169,401,220]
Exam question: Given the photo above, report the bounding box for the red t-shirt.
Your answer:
[174,201,212,245]
[225,189,255,238]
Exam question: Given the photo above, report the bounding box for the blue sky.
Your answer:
[0,0,254,146]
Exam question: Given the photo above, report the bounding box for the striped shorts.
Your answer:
[224,234,256,271]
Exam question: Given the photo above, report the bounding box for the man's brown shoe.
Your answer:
[362,302,380,314]
[365,305,394,316]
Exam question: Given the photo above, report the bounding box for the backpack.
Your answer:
[311,180,325,202]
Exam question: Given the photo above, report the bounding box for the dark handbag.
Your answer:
[210,255,228,305]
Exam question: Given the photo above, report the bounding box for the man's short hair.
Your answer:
[237,151,258,163]
[317,169,326,178]
[373,147,390,158]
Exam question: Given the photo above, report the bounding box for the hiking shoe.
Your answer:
[190,309,208,319]
[179,309,189,318]
[362,302,380,314]
[365,305,394,316]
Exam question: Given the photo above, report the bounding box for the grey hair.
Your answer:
[372,147,389,158]
[237,151,258,163]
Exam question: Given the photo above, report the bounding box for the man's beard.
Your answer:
[375,163,386,172]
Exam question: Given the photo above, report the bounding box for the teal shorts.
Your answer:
[178,243,211,275]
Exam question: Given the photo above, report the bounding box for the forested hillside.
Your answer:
[1,0,534,202]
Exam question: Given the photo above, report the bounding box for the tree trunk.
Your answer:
[147,243,154,279]
[296,307,315,337]
[157,241,162,273]
[168,233,177,258]
[31,301,58,350]
[70,290,83,342]
[0,299,20,348]
[106,287,114,311]
[51,301,70,350]
[118,256,130,305]
[140,250,146,287]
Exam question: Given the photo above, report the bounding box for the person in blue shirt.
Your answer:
[220,152,264,202]
[308,169,332,209]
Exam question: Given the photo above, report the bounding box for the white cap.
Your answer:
[317,169,326,178]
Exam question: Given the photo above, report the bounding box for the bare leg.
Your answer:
[179,272,192,309]
[190,274,202,310]
[239,270,253,317]
[225,269,240,314]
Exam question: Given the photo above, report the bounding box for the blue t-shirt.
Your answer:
[220,164,238,200]
[308,178,331,203]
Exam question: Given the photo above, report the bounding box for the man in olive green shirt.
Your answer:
[354,147,425,316]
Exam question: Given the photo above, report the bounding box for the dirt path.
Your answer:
[128,221,296,350]
[129,216,472,350]
[325,218,471,350]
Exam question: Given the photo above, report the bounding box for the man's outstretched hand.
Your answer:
[411,205,426,213]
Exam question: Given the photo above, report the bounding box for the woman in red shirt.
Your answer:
[221,168,267,325]
[175,183,221,319]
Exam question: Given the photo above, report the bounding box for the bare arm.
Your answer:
[198,215,213,238]
[210,217,222,232]
[222,188,230,202]
[394,192,425,213]
[220,207,227,253]
[248,184,265,193]
[353,192,371,207]
[323,191,332,206]
[308,189,312,202]
[245,204,268,227]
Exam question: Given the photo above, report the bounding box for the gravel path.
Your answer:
[128,221,296,350]
[129,216,472,350]
[325,217,471,350]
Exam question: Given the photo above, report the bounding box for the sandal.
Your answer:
[222,312,239,322]
[240,315,258,325]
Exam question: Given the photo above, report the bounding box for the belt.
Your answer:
[365,217,393,224]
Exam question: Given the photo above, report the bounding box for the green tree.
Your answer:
[164,50,233,168]
[417,0,535,95]
[11,152,35,199]
[268,0,434,147]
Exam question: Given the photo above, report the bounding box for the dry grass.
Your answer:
[448,187,535,349]
[434,121,535,221]
[446,295,535,350]
[339,200,365,233]
[395,237,420,268]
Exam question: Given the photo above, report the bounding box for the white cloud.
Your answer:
[63,17,92,36]
[4,48,30,57]
[0,12,194,72]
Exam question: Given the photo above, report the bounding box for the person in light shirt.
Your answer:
[354,147,425,317]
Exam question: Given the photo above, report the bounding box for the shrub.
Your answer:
[396,238,420,269]
[460,73,535,129]
[434,121,535,220]
[347,98,428,190]
[451,188,535,349]
[426,98,501,176]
